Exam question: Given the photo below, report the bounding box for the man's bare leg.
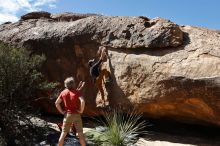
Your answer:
[78,132,86,146]
[58,132,68,146]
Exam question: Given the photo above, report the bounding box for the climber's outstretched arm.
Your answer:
[92,59,103,69]
[77,81,85,91]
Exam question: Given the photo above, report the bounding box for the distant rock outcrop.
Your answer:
[51,12,99,22]
[21,11,51,20]
[1,12,220,126]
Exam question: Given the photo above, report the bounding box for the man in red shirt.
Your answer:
[55,77,86,146]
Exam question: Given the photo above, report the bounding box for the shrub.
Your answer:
[0,43,58,102]
[85,109,148,146]
[0,43,58,145]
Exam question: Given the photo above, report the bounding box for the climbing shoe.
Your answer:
[105,75,112,84]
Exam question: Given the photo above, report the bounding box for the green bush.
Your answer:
[0,43,58,103]
[0,43,58,145]
[85,109,148,146]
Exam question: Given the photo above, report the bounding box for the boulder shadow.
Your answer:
[144,118,220,146]
[105,52,133,110]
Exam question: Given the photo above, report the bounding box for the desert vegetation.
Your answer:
[85,109,148,146]
[0,43,57,145]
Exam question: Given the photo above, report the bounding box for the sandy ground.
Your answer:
[136,138,195,146]
[31,116,220,146]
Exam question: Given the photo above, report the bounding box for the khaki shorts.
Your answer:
[62,113,83,133]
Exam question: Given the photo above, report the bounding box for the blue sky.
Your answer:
[0,0,220,30]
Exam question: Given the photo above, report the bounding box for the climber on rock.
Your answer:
[88,46,111,107]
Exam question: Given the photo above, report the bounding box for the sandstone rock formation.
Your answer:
[0,12,220,126]
[51,12,99,22]
[21,11,51,20]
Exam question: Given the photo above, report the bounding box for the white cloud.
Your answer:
[33,0,57,7]
[49,4,56,9]
[0,0,58,24]
[0,13,19,24]
[17,0,37,12]
[0,0,20,13]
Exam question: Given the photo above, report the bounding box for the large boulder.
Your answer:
[20,11,51,20]
[50,12,99,22]
[1,12,220,126]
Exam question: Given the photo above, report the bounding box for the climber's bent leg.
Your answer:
[100,69,111,83]
[95,77,105,102]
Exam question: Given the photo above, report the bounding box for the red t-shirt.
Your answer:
[59,88,81,114]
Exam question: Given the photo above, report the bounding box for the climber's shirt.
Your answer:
[89,59,103,82]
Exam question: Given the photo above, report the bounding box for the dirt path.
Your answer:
[136,139,195,146]
[32,116,220,146]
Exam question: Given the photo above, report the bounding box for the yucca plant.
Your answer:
[86,109,148,146]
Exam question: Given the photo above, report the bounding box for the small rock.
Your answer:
[15,139,20,145]
[39,140,47,145]
[95,126,107,132]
